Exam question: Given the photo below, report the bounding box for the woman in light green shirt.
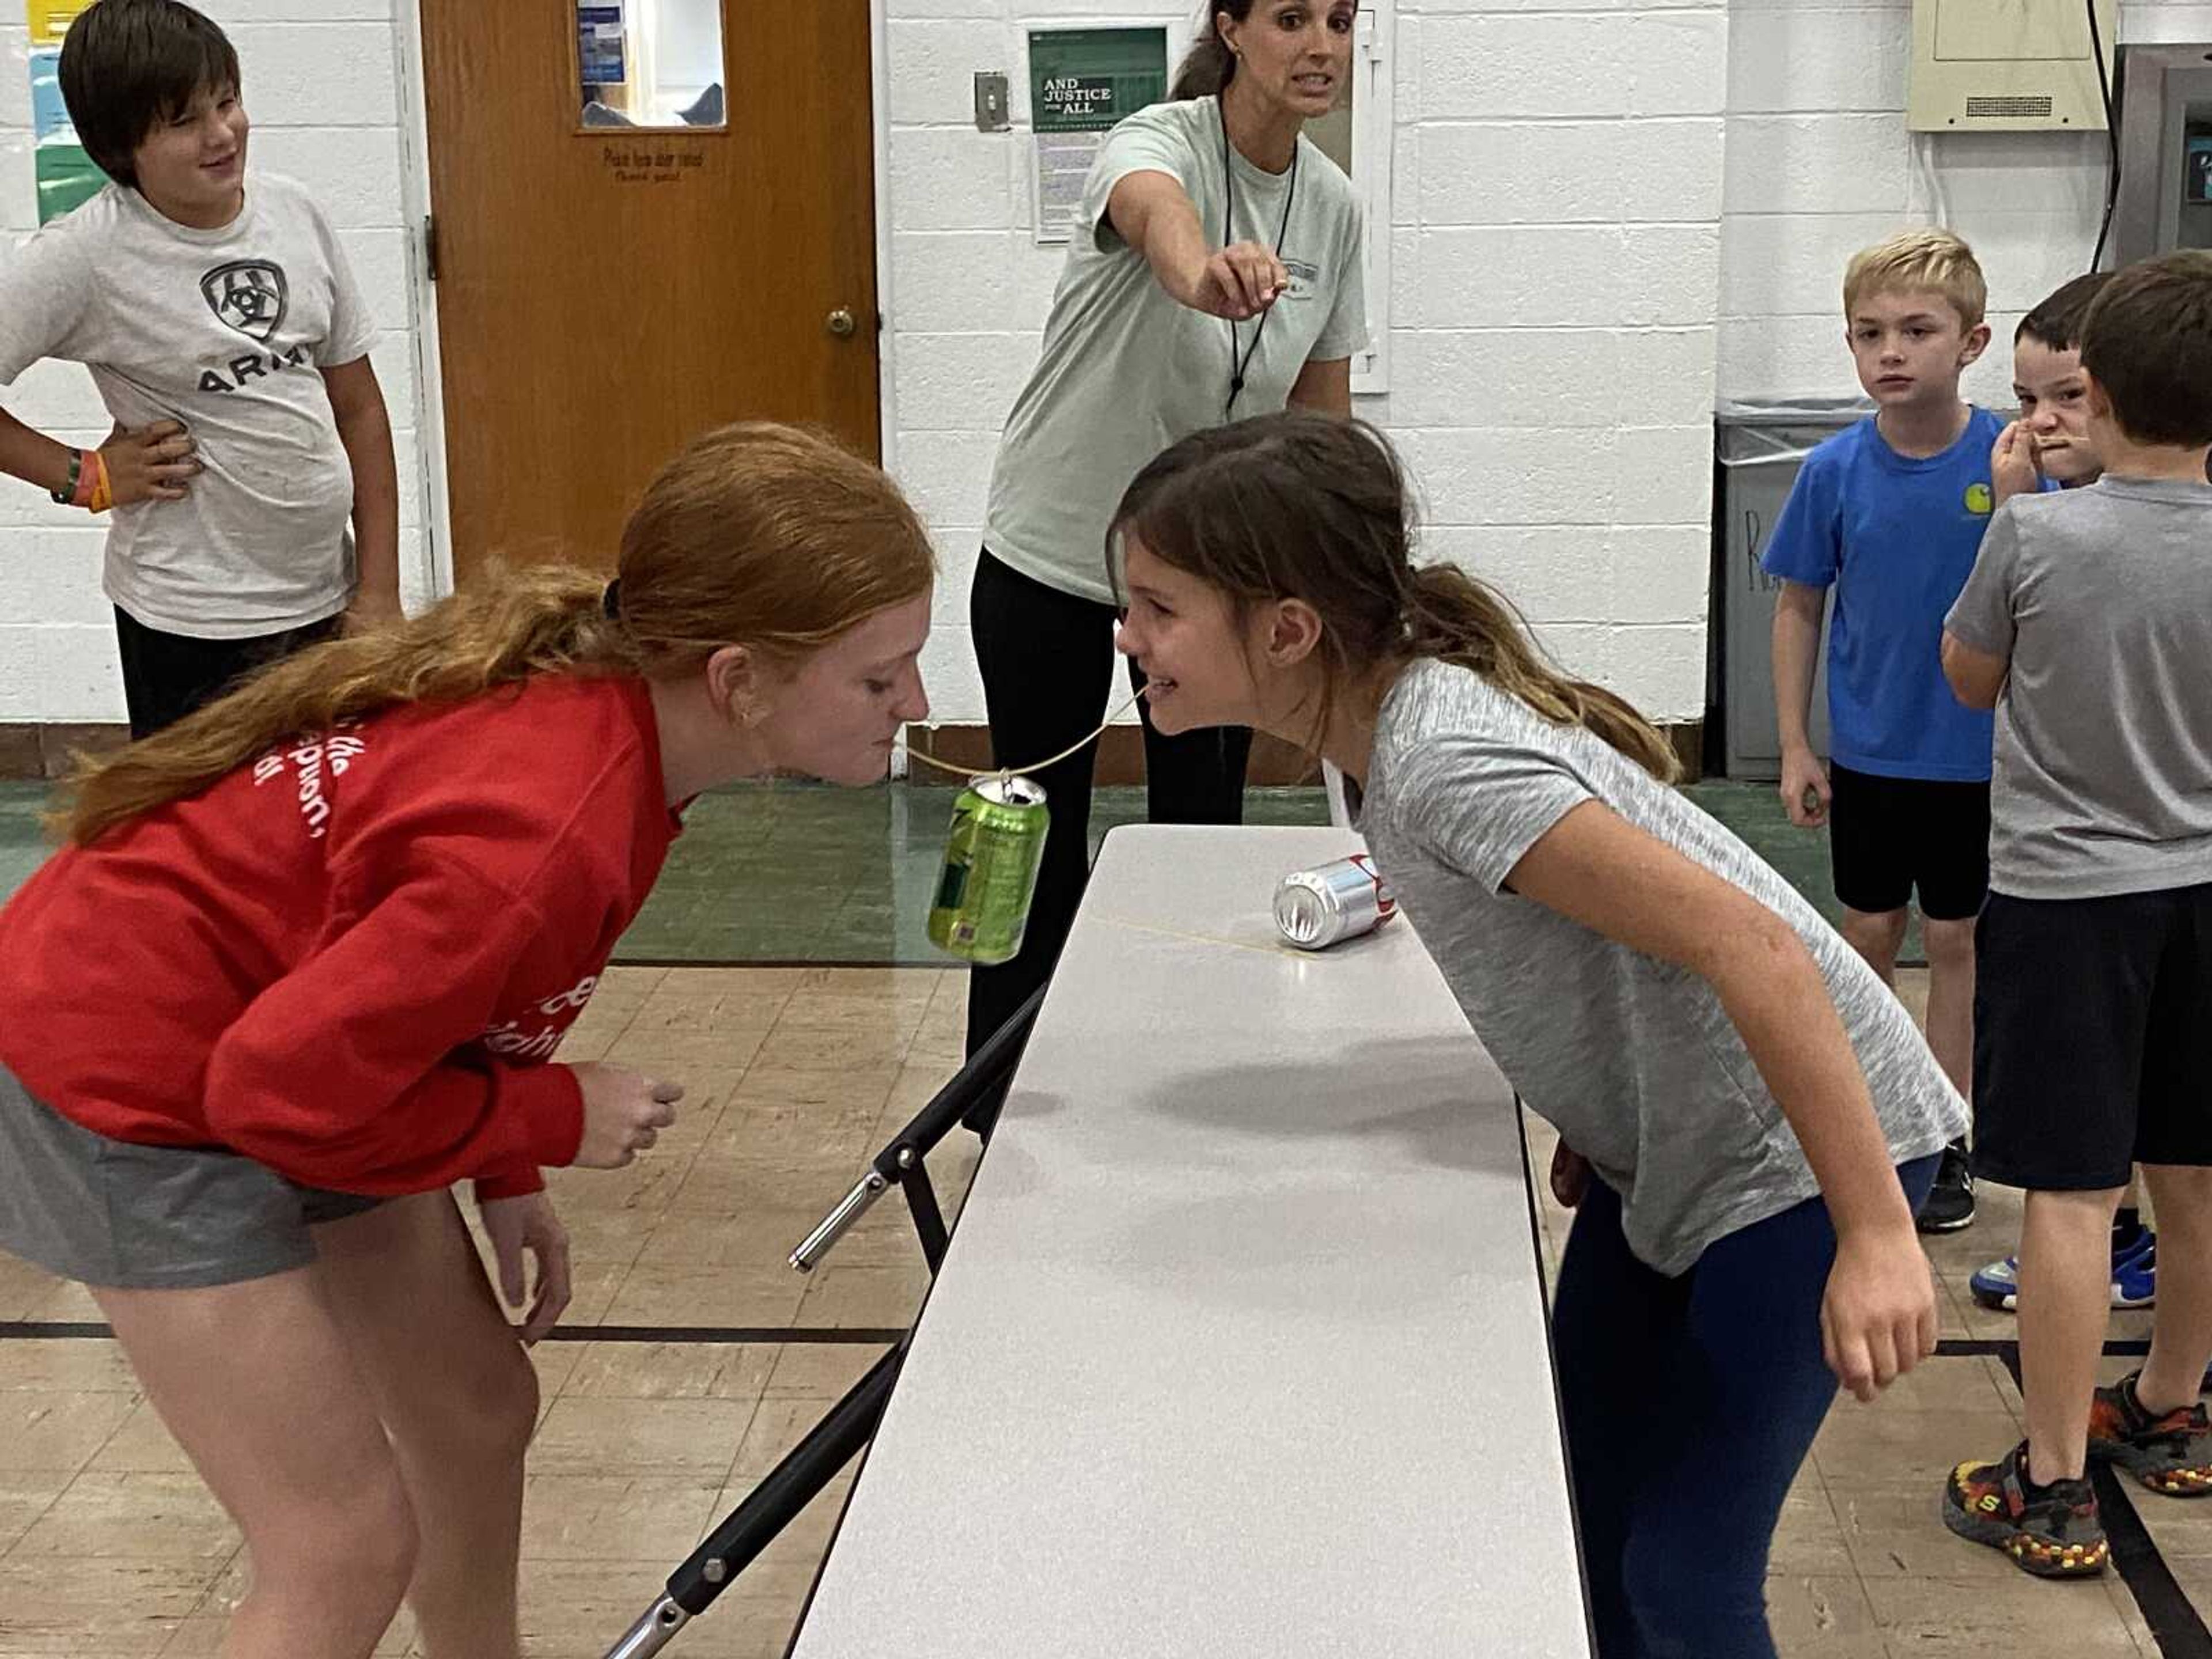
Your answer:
[963,1,1370,1084]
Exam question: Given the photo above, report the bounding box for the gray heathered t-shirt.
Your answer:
[1944,476,2212,902]
[0,175,376,636]
[1357,658,1966,1275]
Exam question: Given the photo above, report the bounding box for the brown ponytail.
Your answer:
[58,422,935,844]
[1171,4,1248,100]
[1111,411,1681,782]
[1403,563,1681,781]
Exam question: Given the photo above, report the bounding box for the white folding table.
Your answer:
[785,824,1591,1657]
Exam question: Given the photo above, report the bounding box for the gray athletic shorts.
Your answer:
[0,1066,384,1291]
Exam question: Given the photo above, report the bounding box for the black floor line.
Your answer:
[9,1321,2205,1647]
[608,956,951,971]
[541,1324,904,1345]
[1934,1336,2152,1358]
[0,1320,904,1346]
[1932,1337,2020,1358]
[1990,1342,2212,1657]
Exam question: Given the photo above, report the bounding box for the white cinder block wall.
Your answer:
[1721,0,2212,409]
[891,0,1729,726]
[7,1,2209,728]
[0,0,429,724]
[1380,0,1727,724]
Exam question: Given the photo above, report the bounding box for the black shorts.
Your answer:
[1826,763,1990,921]
[1971,883,2212,1191]
[112,607,344,741]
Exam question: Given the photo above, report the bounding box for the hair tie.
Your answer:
[601,578,623,620]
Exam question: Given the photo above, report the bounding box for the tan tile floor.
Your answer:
[0,967,2184,1656]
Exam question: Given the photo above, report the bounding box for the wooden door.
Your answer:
[418,1,879,578]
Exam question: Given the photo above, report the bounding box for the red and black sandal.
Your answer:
[1942,1441,2108,1578]
[2089,1371,2212,1497]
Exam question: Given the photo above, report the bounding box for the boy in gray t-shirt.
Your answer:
[0,1,400,738]
[1939,250,2212,1577]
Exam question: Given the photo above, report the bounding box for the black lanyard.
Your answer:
[1221,96,1299,420]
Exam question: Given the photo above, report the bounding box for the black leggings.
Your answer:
[964,548,1252,1060]
[112,607,343,740]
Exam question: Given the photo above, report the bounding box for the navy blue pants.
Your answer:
[1551,1154,1938,1658]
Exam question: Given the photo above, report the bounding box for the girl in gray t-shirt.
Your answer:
[1108,411,1965,1658]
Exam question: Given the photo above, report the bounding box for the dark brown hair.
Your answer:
[1111,412,1680,781]
[2015,272,2113,351]
[1173,3,1253,99]
[2081,251,2212,449]
[59,0,241,188]
[59,423,935,844]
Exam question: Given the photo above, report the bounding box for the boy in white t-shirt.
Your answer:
[0,0,401,737]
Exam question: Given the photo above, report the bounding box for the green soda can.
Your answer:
[928,775,1050,966]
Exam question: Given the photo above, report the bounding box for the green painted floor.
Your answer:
[0,787,44,918]
[0,777,1915,965]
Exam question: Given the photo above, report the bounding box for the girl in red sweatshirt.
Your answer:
[0,421,934,1659]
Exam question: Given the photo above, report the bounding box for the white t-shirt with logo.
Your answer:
[0,175,377,637]
[985,96,1368,604]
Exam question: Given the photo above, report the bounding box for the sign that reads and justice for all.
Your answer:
[1027,26,1167,246]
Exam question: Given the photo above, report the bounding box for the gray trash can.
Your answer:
[1711,397,1870,781]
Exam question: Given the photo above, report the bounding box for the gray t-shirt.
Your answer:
[984,96,1368,604]
[1358,658,1966,1274]
[1945,477,2212,901]
[0,175,376,637]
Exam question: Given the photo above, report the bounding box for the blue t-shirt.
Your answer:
[1760,410,2003,782]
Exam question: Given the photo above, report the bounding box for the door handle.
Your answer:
[826,308,857,338]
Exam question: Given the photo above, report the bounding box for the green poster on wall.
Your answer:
[36,143,104,224]
[1027,26,1166,246]
[28,46,102,224]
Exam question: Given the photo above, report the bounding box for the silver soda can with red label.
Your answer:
[1274,853,1397,950]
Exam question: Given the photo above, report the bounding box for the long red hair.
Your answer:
[59,422,935,843]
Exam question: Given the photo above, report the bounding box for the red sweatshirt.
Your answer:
[0,673,683,1200]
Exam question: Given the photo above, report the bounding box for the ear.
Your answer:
[1959,321,1992,369]
[703,643,763,726]
[2080,366,2114,422]
[1216,8,1243,58]
[1260,597,1325,671]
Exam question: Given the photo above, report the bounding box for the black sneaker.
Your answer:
[1918,1139,1975,1234]
[1944,1440,2107,1577]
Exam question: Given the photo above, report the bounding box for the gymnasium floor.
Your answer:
[0,780,2188,1656]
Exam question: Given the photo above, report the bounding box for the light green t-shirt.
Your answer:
[984,95,1369,604]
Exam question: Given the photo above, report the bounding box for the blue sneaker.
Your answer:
[1970,1231,2156,1312]
[2115,1234,2157,1307]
